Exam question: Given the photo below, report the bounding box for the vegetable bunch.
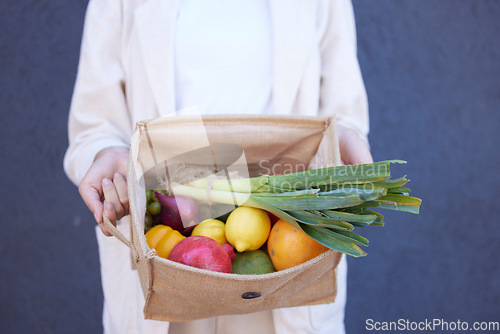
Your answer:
[170,160,421,257]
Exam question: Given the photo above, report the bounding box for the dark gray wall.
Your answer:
[347,1,500,333]
[1,1,498,333]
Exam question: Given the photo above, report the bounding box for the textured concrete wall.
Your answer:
[0,1,102,333]
[347,1,500,332]
[1,1,499,333]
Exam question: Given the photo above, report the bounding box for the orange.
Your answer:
[156,230,186,258]
[267,219,328,271]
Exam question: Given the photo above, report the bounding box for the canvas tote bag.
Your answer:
[103,114,343,322]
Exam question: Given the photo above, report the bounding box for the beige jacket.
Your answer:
[65,1,365,332]
[64,0,369,185]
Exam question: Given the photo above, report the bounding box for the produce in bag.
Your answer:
[145,160,421,264]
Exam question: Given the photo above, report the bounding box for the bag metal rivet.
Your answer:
[241,292,261,299]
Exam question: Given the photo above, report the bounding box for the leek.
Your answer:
[167,160,422,257]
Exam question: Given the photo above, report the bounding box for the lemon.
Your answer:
[225,207,271,252]
[191,219,227,245]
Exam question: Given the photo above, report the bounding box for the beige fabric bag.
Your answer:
[104,114,343,322]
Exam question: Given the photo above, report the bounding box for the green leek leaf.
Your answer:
[300,224,367,257]
[287,211,354,231]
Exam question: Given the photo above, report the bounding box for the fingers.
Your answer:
[79,180,112,236]
[99,224,113,237]
[78,146,130,237]
[341,139,373,165]
[80,176,125,236]
[79,182,104,224]
[337,125,373,165]
[113,173,129,214]
[101,173,129,220]
[102,178,121,215]
[99,201,115,237]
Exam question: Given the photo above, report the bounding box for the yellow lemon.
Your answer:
[145,225,173,249]
[191,219,227,245]
[225,207,271,252]
[156,230,186,259]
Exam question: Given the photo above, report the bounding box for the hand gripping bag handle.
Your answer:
[99,128,143,263]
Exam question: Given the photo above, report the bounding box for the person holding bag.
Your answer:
[64,0,372,333]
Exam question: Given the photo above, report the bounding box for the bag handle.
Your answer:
[102,212,139,262]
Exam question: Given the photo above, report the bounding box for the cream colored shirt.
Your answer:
[174,0,273,116]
